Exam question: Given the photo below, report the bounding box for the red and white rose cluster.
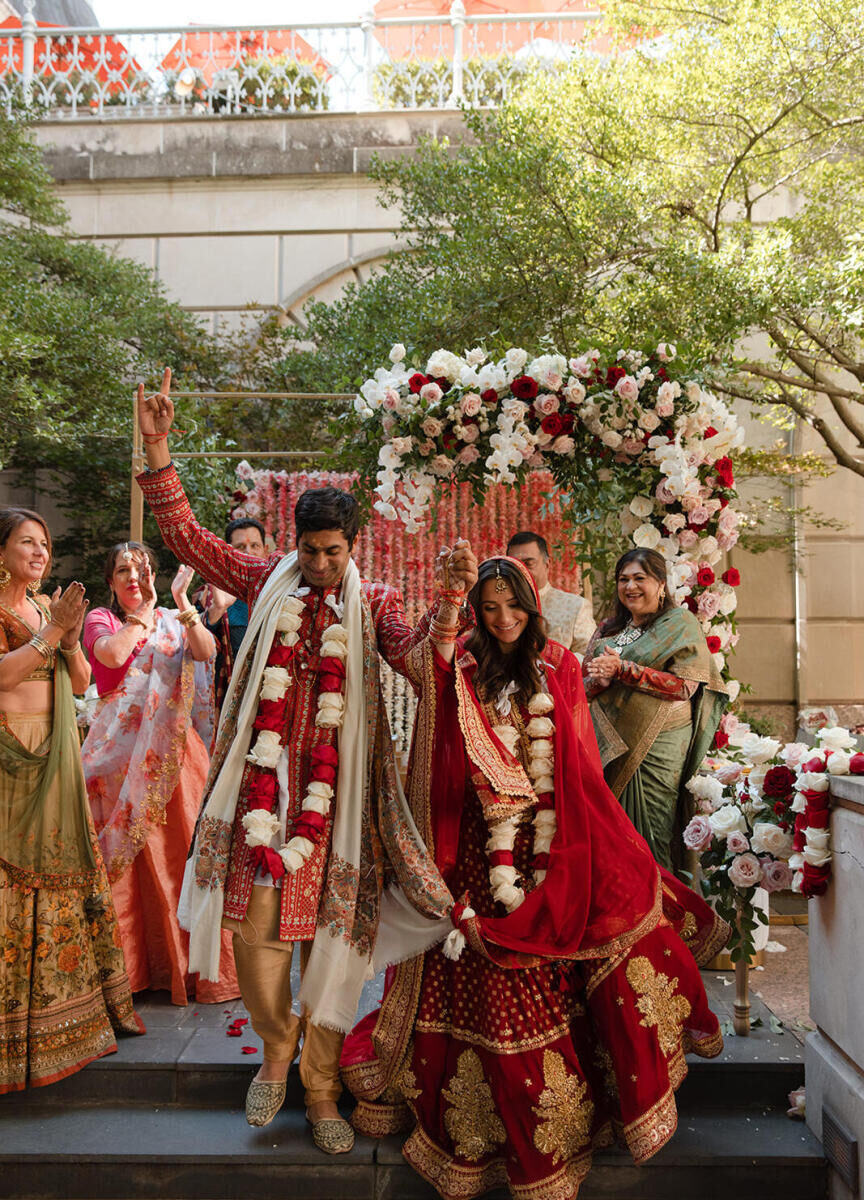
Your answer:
[353,342,745,683]
[684,714,864,912]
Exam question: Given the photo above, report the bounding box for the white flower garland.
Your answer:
[243,594,349,876]
[487,689,557,911]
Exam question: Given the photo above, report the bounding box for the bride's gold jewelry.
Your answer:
[0,562,9,589]
[124,612,149,629]
[29,633,55,664]
[26,579,41,596]
[494,561,507,593]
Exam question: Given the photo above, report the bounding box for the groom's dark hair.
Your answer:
[294,487,360,547]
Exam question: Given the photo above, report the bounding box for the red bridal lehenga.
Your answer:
[343,632,728,1200]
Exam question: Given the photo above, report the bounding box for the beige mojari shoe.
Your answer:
[245,1078,287,1127]
[307,1113,355,1155]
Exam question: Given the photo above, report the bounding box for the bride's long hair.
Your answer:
[465,558,547,704]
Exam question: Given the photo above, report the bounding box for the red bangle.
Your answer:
[142,434,168,444]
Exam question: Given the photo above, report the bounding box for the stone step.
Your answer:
[0,1024,804,1114]
[0,1102,825,1200]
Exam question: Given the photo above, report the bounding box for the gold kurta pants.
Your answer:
[224,884,344,1104]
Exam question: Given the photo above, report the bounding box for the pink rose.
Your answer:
[655,398,675,418]
[655,479,677,505]
[716,530,739,551]
[681,495,698,513]
[614,375,639,404]
[718,506,740,532]
[727,852,762,889]
[421,417,443,439]
[460,393,482,417]
[697,591,721,620]
[527,451,546,467]
[390,436,413,456]
[551,435,575,455]
[570,355,593,378]
[761,858,795,893]
[534,394,560,416]
[383,388,400,411]
[621,437,645,455]
[381,414,396,434]
[683,814,713,851]
[460,422,480,443]
[638,409,660,432]
[726,830,750,854]
[677,528,699,550]
[420,382,443,404]
[457,444,480,465]
[565,380,586,404]
[418,440,434,456]
[715,763,743,786]
[689,505,710,525]
[430,454,454,477]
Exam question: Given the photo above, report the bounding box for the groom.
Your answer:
[136,370,476,1152]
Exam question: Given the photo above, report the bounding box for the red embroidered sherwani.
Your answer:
[137,463,430,942]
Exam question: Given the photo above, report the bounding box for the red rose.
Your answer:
[311,745,339,767]
[706,635,722,653]
[714,457,734,488]
[267,642,295,668]
[318,656,345,677]
[253,699,287,732]
[481,388,499,404]
[714,728,729,749]
[721,568,741,587]
[435,376,452,393]
[511,375,539,400]
[802,863,830,897]
[656,366,668,380]
[408,372,429,394]
[247,771,279,806]
[762,765,796,797]
[606,365,626,387]
[684,596,698,613]
[319,672,344,693]
[773,800,787,816]
[559,412,575,433]
[805,807,830,829]
[850,752,864,775]
[705,426,718,438]
[541,413,564,437]
[310,763,337,786]
[442,430,457,450]
[697,566,716,587]
[803,756,826,774]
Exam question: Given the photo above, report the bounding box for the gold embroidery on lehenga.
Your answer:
[532,1050,594,1164]
[442,1049,506,1162]
[680,911,698,941]
[624,955,691,1056]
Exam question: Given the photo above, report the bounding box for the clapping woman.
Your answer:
[0,508,141,1094]
[583,548,728,870]
[81,542,238,1004]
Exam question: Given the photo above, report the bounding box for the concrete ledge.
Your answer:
[34,111,474,183]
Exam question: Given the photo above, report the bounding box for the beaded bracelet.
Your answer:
[29,633,56,663]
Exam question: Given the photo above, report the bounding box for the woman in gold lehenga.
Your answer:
[0,507,142,1094]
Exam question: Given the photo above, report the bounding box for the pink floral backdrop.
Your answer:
[232,466,583,750]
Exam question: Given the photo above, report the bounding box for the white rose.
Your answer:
[526,717,555,738]
[727,679,741,704]
[638,409,661,432]
[505,347,528,374]
[528,693,554,715]
[737,733,781,764]
[794,771,829,793]
[260,666,292,702]
[685,774,726,809]
[465,346,486,366]
[826,750,851,775]
[780,742,811,769]
[750,822,794,858]
[708,804,747,838]
[246,730,283,770]
[241,808,281,848]
[601,429,623,449]
[389,342,406,363]
[747,764,769,796]
[727,852,762,889]
[817,726,857,753]
[633,523,662,550]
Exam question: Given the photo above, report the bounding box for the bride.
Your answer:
[343,552,728,1200]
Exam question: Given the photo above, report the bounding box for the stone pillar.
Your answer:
[806,773,864,1199]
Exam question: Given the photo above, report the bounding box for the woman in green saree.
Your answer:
[0,507,142,1094]
[583,549,728,871]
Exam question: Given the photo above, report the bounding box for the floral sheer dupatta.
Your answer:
[82,608,213,883]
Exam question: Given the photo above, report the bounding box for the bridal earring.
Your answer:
[0,561,9,589]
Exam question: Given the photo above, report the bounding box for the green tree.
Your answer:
[0,107,235,593]
[277,0,864,479]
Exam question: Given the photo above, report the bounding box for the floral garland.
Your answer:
[350,342,745,689]
[487,690,557,911]
[683,717,864,961]
[241,591,348,879]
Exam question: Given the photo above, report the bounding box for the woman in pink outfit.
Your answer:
[81,541,238,1005]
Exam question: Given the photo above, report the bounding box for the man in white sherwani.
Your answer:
[507,530,596,659]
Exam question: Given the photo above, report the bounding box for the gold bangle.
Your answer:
[29,634,56,663]
[124,613,148,628]
[177,609,201,628]
[59,643,82,658]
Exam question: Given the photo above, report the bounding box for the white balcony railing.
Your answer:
[0,2,601,118]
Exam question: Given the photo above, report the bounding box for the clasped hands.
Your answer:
[585,646,622,689]
[435,539,478,599]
